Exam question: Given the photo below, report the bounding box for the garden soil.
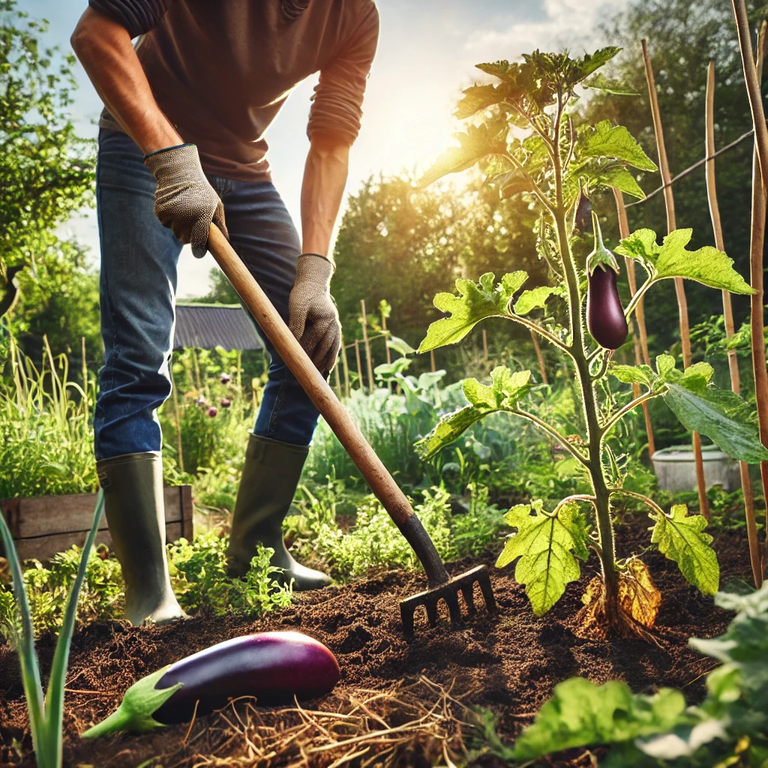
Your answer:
[0,515,753,767]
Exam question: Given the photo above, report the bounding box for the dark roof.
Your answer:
[174,304,264,351]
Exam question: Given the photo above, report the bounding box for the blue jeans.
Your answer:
[94,128,321,461]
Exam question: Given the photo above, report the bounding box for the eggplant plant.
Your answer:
[417,49,768,636]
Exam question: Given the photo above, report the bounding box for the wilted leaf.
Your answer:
[419,272,527,352]
[496,501,590,616]
[580,120,657,171]
[618,558,661,629]
[513,677,687,760]
[651,505,720,596]
[615,229,754,294]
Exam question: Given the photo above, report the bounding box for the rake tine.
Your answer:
[460,584,477,616]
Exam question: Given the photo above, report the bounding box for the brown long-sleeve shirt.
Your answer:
[89,0,379,180]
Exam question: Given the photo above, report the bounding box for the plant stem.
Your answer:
[610,488,666,518]
[602,390,656,434]
[550,91,619,620]
[513,408,589,465]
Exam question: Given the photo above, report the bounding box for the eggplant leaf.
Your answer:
[513,285,566,315]
[651,505,719,596]
[496,501,589,616]
[615,228,754,294]
[513,677,686,761]
[454,83,509,119]
[415,368,532,458]
[598,165,646,199]
[419,272,527,352]
[419,119,509,188]
[579,120,657,171]
[608,364,655,387]
[663,383,768,463]
[583,73,640,96]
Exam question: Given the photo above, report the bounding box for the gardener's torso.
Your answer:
[92,0,379,180]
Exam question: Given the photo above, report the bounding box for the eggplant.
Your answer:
[585,211,628,350]
[587,266,629,349]
[82,631,340,737]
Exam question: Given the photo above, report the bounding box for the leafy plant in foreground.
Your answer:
[418,49,766,635]
[510,583,768,766]
[0,491,103,768]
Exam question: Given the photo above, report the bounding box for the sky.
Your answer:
[24,0,628,298]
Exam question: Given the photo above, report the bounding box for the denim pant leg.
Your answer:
[220,180,321,447]
[94,129,182,461]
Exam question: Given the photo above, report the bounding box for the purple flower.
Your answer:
[220,397,232,408]
[207,407,218,417]
[196,395,207,407]
[220,372,232,384]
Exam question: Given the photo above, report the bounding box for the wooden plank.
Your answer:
[2,522,184,564]
[3,487,186,539]
[180,486,194,541]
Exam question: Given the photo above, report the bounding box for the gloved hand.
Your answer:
[144,143,228,258]
[288,254,342,373]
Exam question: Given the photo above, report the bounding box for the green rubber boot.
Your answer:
[96,452,188,626]
[226,434,331,590]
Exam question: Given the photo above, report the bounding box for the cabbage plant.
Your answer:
[417,49,767,636]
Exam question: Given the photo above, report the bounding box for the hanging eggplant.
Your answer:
[586,211,628,350]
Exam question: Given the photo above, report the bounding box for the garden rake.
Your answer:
[206,224,496,639]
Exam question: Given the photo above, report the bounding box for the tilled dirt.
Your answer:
[0,516,752,767]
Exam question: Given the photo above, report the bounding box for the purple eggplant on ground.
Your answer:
[82,631,340,737]
[585,211,628,350]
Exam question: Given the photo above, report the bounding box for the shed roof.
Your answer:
[174,303,263,351]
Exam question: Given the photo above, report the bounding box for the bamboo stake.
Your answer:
[169,363,185,474]
[529,329,548,384]
[381,308,392,366]
[642,39,710,520]
[360,300,375,392]
[482,328,489,362]
[430,349,436,373]
[341,334,351,398]
[706,58,761,587]
[732,6,768,575]
[334,359,343,399]
[354,338,364,392]
[613,189,656,457]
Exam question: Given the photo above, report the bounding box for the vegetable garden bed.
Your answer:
[0,514,750,767]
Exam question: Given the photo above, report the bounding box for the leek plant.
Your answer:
[0,491,103,768]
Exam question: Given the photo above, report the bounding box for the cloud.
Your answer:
[463,0,629,60]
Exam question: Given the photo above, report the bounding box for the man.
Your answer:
[70,0,379,625]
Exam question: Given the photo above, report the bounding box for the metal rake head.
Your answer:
[399,564,496,639]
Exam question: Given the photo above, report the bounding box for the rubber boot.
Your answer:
[226,434,331,590]
[96,452,188,626]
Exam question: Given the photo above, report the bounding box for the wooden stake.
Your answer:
[169,363,185,474]
[341,334,351,398]
[530,329,548,385]
[706,58,761,587]
[430,349,436,373]
[354,338,364,392]
[360,300,375,391]
[381,308,392,365]
[642,39,710,520]
[732,6,768,576]
[614,189,656,457]
[482,328,489,362]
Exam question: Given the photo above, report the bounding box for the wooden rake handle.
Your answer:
[207,224,450,587]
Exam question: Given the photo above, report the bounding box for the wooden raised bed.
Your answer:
[0,487,193,562]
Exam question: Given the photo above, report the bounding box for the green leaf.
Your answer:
[386,335,416,356]
[580,120,657,171]
[419,119,509,187]
[583,73,640,96]
[651,505,720,596]
[663,383,768,463]
[655,354,676,380]
[416,368,532,459]
[513,285,566,315]
[513,677,687,760]
[496,501,589,616]
[415,405,487,460]
[455,83,509,119]
[598,165,646,199]
[615,229,754,294]
[609,364,655,387]
[419,272,527,352]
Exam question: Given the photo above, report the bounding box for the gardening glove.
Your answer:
[144,143,228,258]
[288,253,341,373]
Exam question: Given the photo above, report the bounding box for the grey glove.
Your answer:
[144,143,228,258]
[288,254,342,373]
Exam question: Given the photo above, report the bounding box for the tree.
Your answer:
[0,1,95,310]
